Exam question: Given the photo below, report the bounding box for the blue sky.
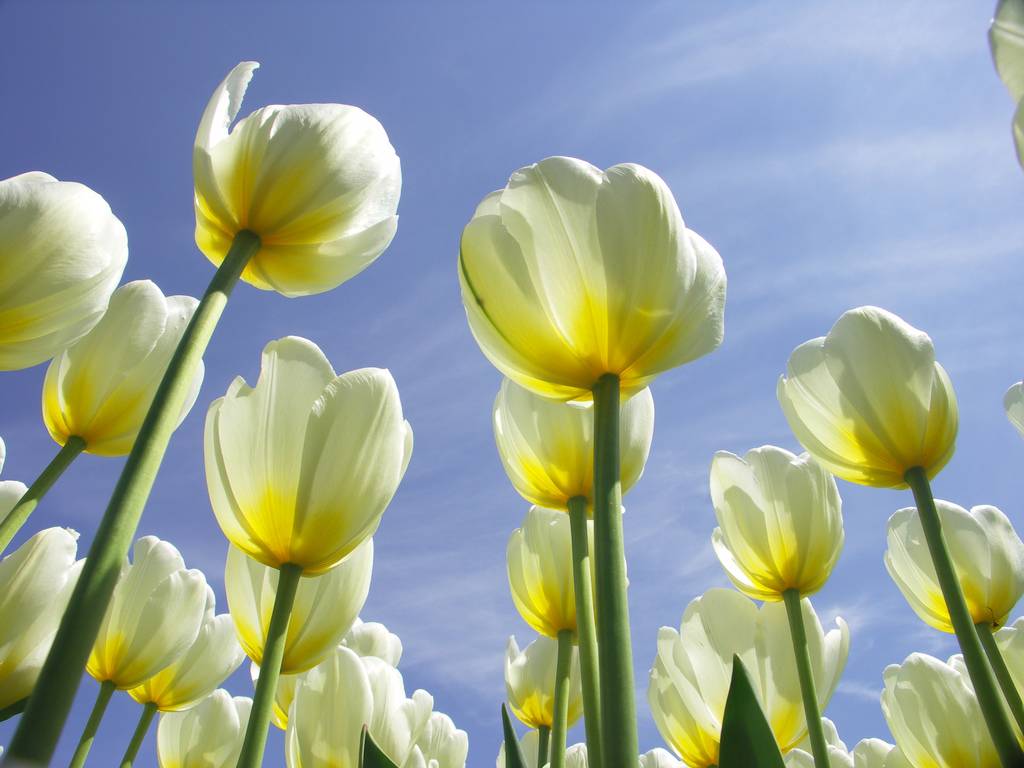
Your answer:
[2,1,1022,766]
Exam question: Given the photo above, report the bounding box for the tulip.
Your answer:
[157,689,252,768]
[710,445,843,601]
[225,538,372,674]
[0,527,81,712]
[0,172,127,371]
[784,719,853,768]
[0,437,27,532]
[342,618,403,667]
[416,711,469,768]
[497,730,541,768]
[639,748,684,768]
[497,734,588,768]
[849,740,910,768]
[648,588,848,768]
[882,653,1001,768]
[286,646,433,768]
[991,0,1024,166]
[1006,382,1024,438]
[505,635,583,731]
[507,507,581,637]
[194,62,401,298]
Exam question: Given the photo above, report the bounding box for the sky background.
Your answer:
[1,1,1022,766]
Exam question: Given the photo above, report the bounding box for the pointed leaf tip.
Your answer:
[719,656,786,768]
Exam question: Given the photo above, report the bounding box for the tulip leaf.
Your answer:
[718,656,786,768]
[359,725,400,768]
[501,703,528,768]
[0,697,27,722]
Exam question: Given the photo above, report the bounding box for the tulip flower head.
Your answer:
[416,711,469,768]
[206,336,412,574]
[493,378,654,511]
[0,527,82,709]
[504,635,583,730]
[648,588,849,768]
[777,306,958,488]
[639,748,685,768]
[710,445,844,601]
[496,730,541,768]
[157,689,252,768]
[225,538,372,674]
[885,501,1024,632]
[1005,382,1024,438]
[0,436,27,520]
[42,280,203,456]
[459,156,726,401]
[784,719,854,768]
[991,0,1024,166]
[193,62,401,298]
[0,172,127,370]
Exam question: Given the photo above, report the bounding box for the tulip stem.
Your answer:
[537,725,550,768]
[567,495,603,768]
[68,680,115,768]
[591,373,638,765]
[6,230,260,766]
[119,702,157,768]
[905,467,1024,768]
[783,589,830,768]
[236,562,302,768]
[979,622,1024,736]
[549,629,574,768]
[0,435,85,554]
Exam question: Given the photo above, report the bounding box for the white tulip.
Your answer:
[157,689,252,768]
[505,635,582,730]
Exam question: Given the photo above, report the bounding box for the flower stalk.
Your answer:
[978,622,1024,736]
[537,725,550,768]
[119,703,157,768]
[783,589,830,768]
[905,466,1024,767]
[68,680,115,768]
[549,629,574,768]
[6,230,261,765]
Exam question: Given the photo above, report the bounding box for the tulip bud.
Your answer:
[459,156,726,401]
[206,336,412,574]
[885,501,1024,632]
[504,635,582,731]
[226,538,372,675]
[710,446,844,601]
[157,689,252,768]
[777,306,958,488]
[42,280,203,456]
[193,62,401,298]
[1006,382,1024,438]
[0,527,81,709]
[493,378,654,511]
[0,172,127,370]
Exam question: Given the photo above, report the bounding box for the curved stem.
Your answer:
[119,702,157,768]
[979,622,1024,736]
[0,435,85,553]
[537,725,550,768]
[236,562,303,768]
[591,373,637,765]
[68,680,115,768]
[783,590,830,768]
[567,495,602,768]
[6,230,260,766]
[905,467,1024,767]
[549,629,573,768]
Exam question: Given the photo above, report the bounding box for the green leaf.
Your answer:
[501,703,528,768]
[360,725,400,768]
[719,656,786,768]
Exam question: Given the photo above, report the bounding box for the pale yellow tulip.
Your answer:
[1005,382,1024,438]
[157,689,252,768]
[504,635,582,730]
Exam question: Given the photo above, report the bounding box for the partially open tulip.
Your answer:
[87,536,209,689]
[1006,382,1024,438]
[342,618,403,667]
[710,446,843,601]
[0,527,82,709]
[507,507,585,636]
[885,501,1024,632]
[0,436,27,520]
[777,306,957,488]
[129,588,244,711]
[504,635,583,730]
[0,172,127,370]
[286,645,433,768]
[42,280,202,456]
[493,378,654,511]
[459,156,726,402]
[226,538,372,674]
[206,336,412,574]
[416,711,469,768]
[648,588,849,768]
[157,689,252,768]
[882,653,999,768]
[193,62,401,298]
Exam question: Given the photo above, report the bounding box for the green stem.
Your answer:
[905,467,1024,767]
[0,697,26,722]
[549,629,573,768]
[68,680,115,768]
[0,435,85,553]
[6,230,260,766]
[236,562,303,768]
[980,622,1024,737]
[783,590,830,768]
[591,373,638,764]
[567,495,603,768]
[537,725,550,768]
[119,702,157,768]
